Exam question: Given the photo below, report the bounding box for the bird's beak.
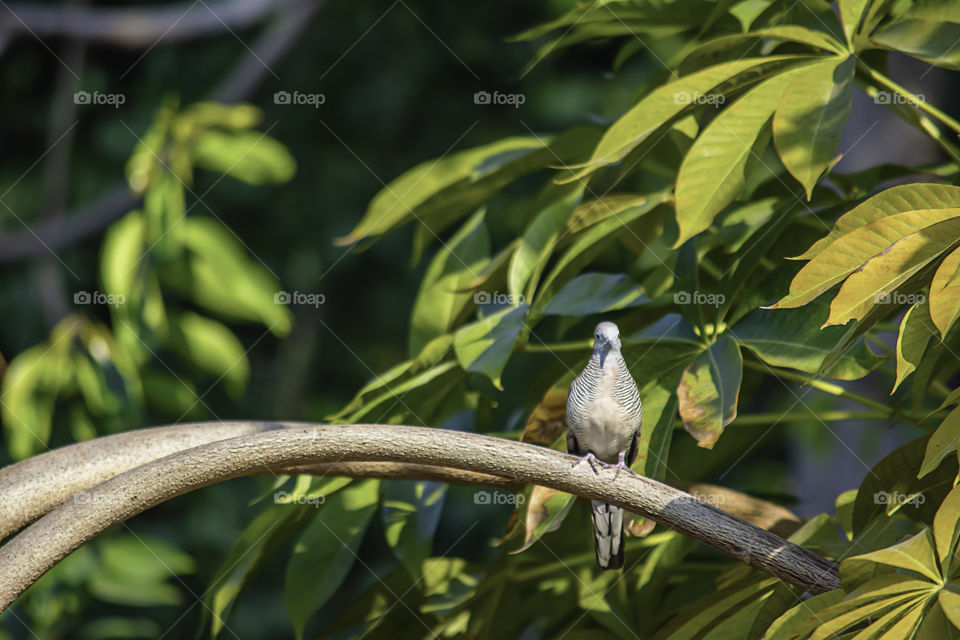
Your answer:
[597,337,614,368]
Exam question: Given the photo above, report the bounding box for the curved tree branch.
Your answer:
[0,423,839,610]
[0,421,802,540]
[0,0,310,47]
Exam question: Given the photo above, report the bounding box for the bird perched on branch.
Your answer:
[566,321,643,570]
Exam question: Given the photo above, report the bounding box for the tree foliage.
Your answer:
[5,0,960,637]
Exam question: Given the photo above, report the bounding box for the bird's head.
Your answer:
[592,321,621,368]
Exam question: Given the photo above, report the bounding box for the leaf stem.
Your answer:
[742,360,934,431]
[857,62,960,136]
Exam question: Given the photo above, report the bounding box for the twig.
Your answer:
[0,0,308,48]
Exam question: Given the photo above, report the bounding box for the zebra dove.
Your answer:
[566,321,643,570]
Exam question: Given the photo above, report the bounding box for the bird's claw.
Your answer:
[575,452,603,475]
[613,452,637,480]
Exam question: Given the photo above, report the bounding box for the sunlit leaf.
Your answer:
[772,55,854,199]
[285,479,380,639]
[676,336,742,449]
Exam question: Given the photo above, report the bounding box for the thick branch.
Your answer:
[0,0,309,47]
[0,423,839,610]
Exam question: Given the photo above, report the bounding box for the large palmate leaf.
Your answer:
[771,187,960,311]
[826,217,960,325]
[676,336,742,449]
[770,485,960,639]
[674,64,813,246]
[564,56,813,181]
[772,55,855,199]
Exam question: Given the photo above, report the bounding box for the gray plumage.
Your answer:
[566,321,642,570]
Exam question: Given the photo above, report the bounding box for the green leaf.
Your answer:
[566,56,812,181]
[542,273,647,317]
[873,19,960,70]
[895,299,936,393]
[165,312,250,398]
[1,342,69,459]
[795,184,960,262]
[930,246,960,338]
[772,55,854,199]
[633,381,678,481]
[924,407,960,479]
[163,216,292,335]
[676,336,742,449]
[772,207,960,310]
[339,130,600,246]
[847,529,941,584]
[839,0,870,45]
[732,300,884,380]
[853,437,958,535]
[206,500,317,637]
[101,211,146,300]
[192,129,296,185]
[531,191,667,318]
[674,66,809,246]
[454,305,528,389]
[507,182,584,300]
[285,479,380,639]
[826,217,960,325]
[933,471,960,580]
[382,480,447,579]
[329,333,455,422]
[408,209,490,355]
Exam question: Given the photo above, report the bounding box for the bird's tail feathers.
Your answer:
[590,500,624,570]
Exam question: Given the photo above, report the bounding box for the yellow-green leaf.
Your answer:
[772,55,855,199]
[826,217,960,325]
[930,246,960,339]
[676,336,742,449]
[566,56,810,181]
[894,299,936,393]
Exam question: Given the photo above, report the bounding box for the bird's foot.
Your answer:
[613,451,637,480]
[575,452,603,475]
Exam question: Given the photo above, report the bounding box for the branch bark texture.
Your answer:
[0,423,840,611]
